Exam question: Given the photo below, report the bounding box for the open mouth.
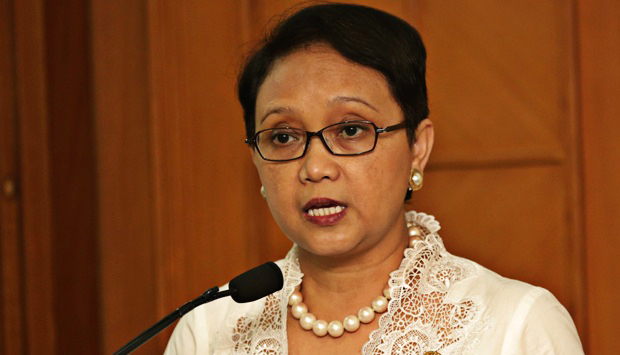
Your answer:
[307,205,345,216]
[302,198,348,225]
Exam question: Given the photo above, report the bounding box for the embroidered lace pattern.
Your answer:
[224,211,491,354]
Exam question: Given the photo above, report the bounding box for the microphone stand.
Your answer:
[114,286,235,355]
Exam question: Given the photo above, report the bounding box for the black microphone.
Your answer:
[114,262,284,355]
[230,261,284,303]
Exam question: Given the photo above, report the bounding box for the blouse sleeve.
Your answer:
[502,287,584,354]
[164,310,200,355]
[163,288,242,354]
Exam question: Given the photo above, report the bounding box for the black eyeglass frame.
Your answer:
[245,120,407,162]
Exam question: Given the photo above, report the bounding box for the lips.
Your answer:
[302,198,348,226]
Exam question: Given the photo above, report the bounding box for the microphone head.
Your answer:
[229,262,284,303]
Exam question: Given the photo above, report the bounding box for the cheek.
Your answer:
[258,165,284,193]
[257,164,298,213]
[351,147,410,207]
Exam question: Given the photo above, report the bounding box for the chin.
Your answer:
[295,233,363,258]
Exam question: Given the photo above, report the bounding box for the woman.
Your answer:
[166,3,583,354]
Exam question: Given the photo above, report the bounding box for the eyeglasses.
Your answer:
[245,120,407,162]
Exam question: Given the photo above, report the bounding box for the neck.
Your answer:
[295,220,409,319]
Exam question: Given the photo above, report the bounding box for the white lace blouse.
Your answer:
[165,211,584,354]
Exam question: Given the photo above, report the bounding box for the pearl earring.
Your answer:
[260,186,266,199]
[410,169,423,191]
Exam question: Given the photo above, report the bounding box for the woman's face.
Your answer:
[252,45,432,259]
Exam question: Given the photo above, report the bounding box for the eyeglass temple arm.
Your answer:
[378,121,407,133]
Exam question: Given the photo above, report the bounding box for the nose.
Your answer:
[298,136,340,183]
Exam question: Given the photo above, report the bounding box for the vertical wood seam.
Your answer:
[567,0,589,349]
[1,0,26,352]
[13,0,57,352]
[145,0,167,350]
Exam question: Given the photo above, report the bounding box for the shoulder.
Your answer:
[448,257,584,354]
[512,287,583,353]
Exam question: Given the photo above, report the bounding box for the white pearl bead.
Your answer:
[327,320,344,337]
[383,287,391,299]
[288,290,303,306]
[371,296,388,313]
[408,226,422,238]
[291,303,307,319]
[343,315,360,332]
[312,319,328,337]
[412,172,422,186]
[358,306,375,323]
[299,312,316,330]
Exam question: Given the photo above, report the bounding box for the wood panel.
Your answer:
[412,0,572,167]
[0,0,24,353]
[13,0,57,353]
[579,0,620,352]
[44,0,100,352]
[147,0,256,348]
[91,0,157,353]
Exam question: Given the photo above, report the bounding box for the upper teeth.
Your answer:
[307,206,344,216]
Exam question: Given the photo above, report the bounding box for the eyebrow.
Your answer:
[258,96,377,124]
[259,106,294,125]
[330,96,378,112]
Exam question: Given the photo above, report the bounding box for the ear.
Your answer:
[410,119,434,173]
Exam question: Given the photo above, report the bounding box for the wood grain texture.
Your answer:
[412,1,572,168]
[44,0,100,352]
[13,0,57,353]
[91,0,157,353]
[148,0,253,348]
[0,0,24,353]
[579,0,620,352]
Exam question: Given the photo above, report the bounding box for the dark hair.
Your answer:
[237,3,428,144]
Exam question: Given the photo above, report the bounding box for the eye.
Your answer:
[273,133,293,144]
[338,123,370,139]
[269,129,301,146]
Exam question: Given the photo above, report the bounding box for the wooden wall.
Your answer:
[1,0,618,353]
[579,0,620,352]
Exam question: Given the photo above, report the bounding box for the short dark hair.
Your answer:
[237,3,429,144]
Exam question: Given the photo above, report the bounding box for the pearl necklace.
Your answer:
[288,222,424,338]
[288,284,391,337]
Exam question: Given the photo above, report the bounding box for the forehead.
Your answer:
[255,46,394,120]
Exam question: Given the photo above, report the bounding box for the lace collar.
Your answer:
[224,211,490,354]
